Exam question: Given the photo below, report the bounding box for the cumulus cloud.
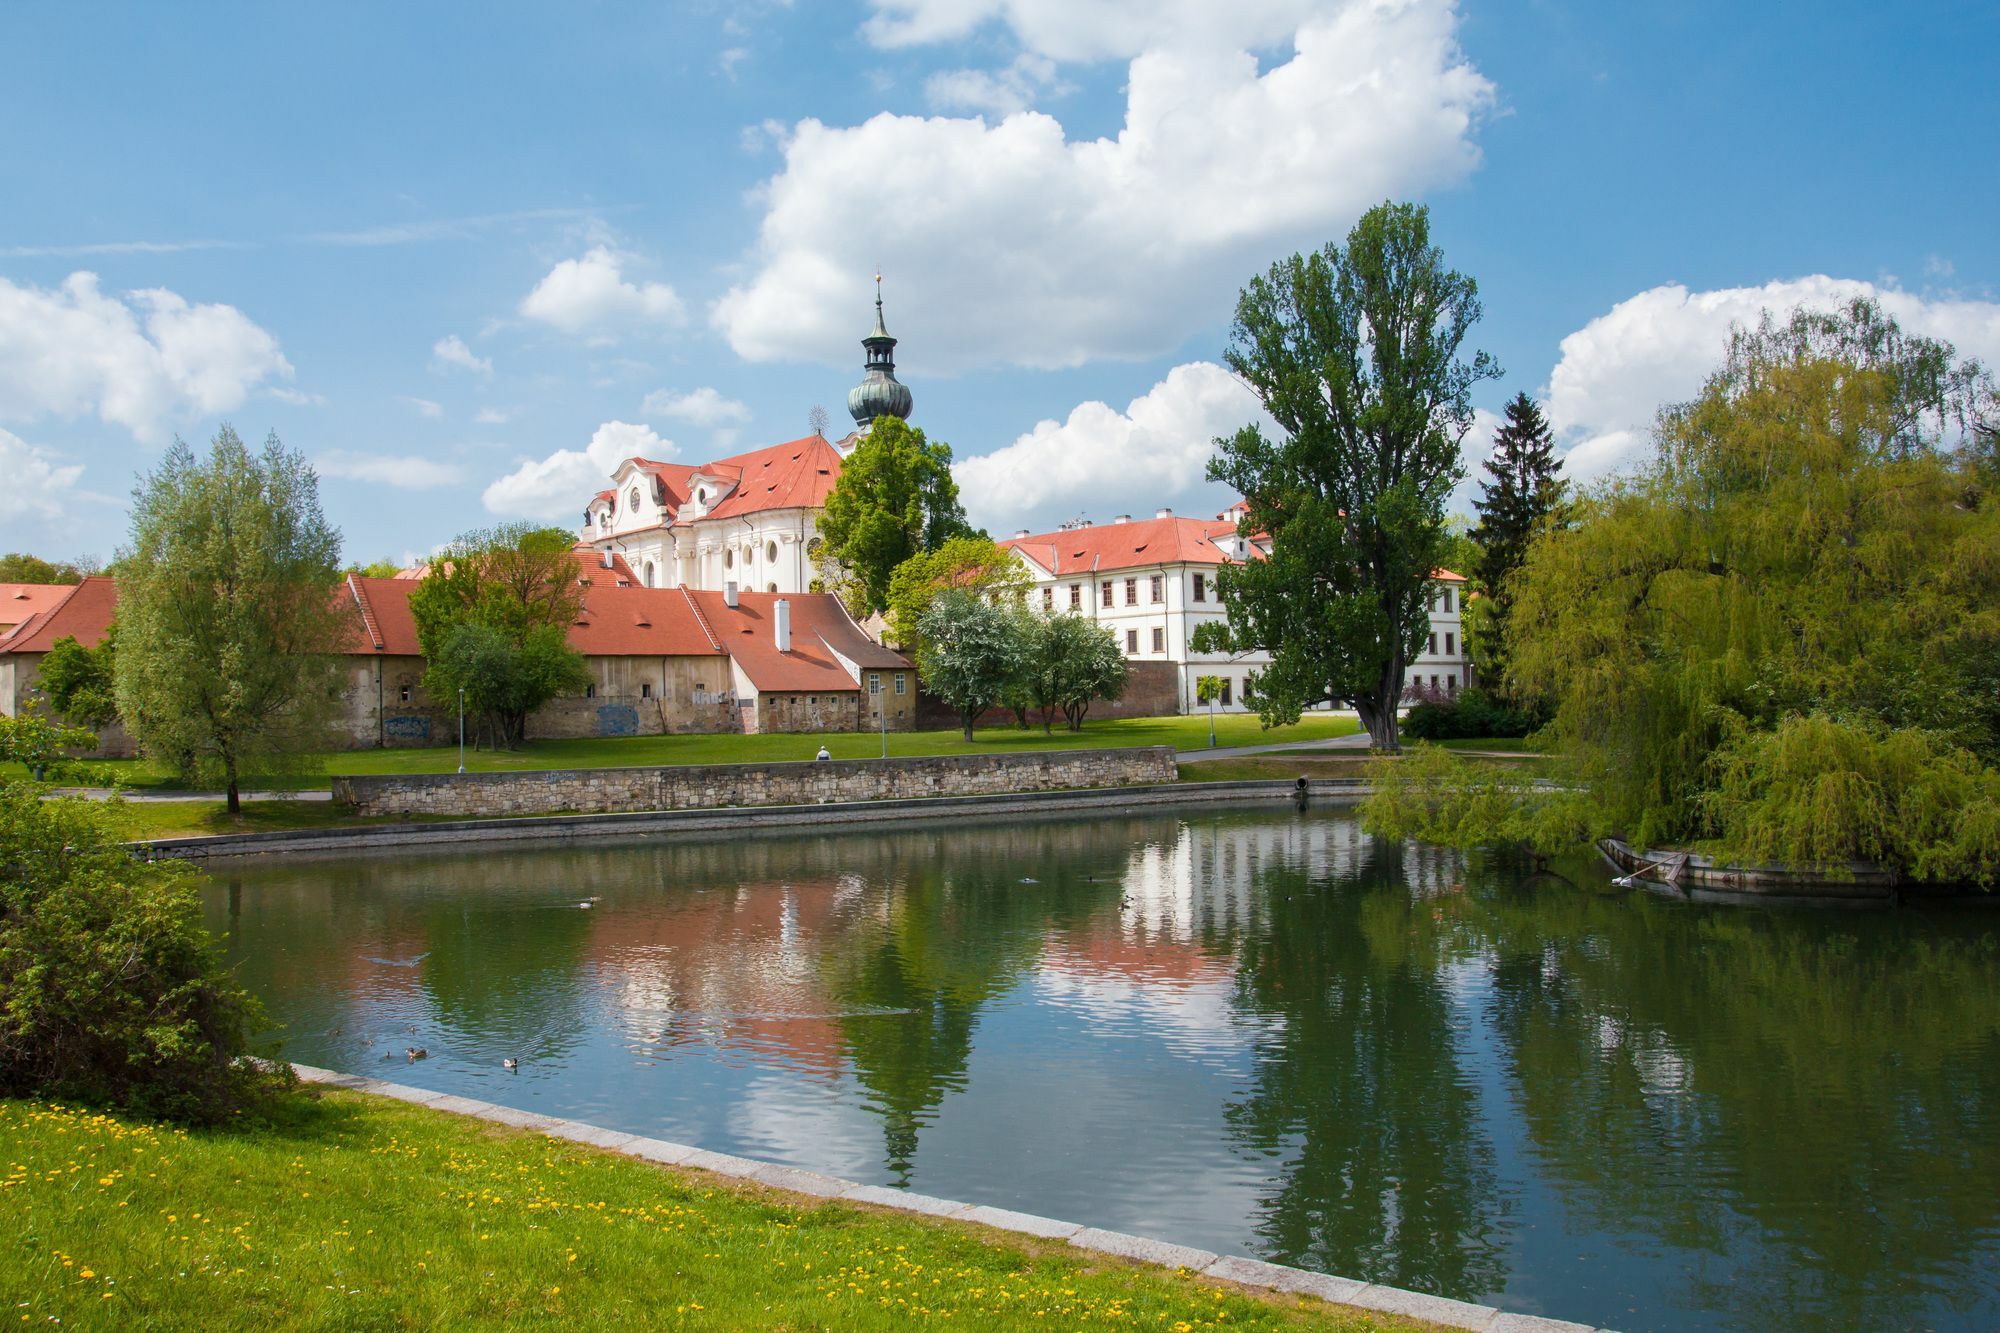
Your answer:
[431,334,492,377]
[316,450,465,489]
[1546,276,2000,481]
[862,0,1319,61]
[715,0,1492,371]
[0,427,86,523]
[519,247,686,338]
[482,420,674,521]
[924,54,1066,116]
[639,386,752,427]
[954,361,1268,531]
[0,272,293,442]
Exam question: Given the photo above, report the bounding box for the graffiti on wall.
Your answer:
[384,715,432,741]
[691,688,736,708]
[596,704,640,737]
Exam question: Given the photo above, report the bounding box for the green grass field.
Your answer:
[22,713,1360,794]
[1,1093,1414,1331]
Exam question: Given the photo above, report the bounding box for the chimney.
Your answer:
[724,580,739,608]
[601,549,614,569]
[1113,514,1131,524]
[1012,529,1030,540]
[774,598,791,653]
[1155,507,1173,519]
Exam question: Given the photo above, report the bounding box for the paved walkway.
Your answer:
[1175,732,1375,761]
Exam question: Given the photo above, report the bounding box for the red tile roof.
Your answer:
[0,577,116,653]
[0,583,74,632]
[684,590,908,693]
[690,435,843,523]
[348,577,725,659]
[1000,515,1243,576]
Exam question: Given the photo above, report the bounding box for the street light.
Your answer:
[457,687,466,774]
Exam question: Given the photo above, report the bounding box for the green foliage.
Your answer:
[1359,744,1606,865]
[409,524,590,749]
[1201,201,1500,749]
[0,553,91,584]
[0,778,285,1122]
[817,417,973,617]
[113,427,349,812]
[1017,613,1128,732]
[913,589,1028,741]
[1504,298,2000,878]
[1400,686,1536,741]
[1702,715,2000,884]
[883,535,1031,653]
[346,558,404,578]
[36,631,118,729]
[425,622,591,751]
[1195,674,1225,704]
[0,710,99,781]
[1468,391,1565,695]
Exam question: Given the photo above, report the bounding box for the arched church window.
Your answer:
[644,561,655,588]
[767,583,777,593]
[766,540,777,562]
[724,549,734,569]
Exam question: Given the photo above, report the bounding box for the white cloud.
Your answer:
[267,386,326,406]
[0,427,86,522]
[431,334,493,378]
[924,54,1066,116]
[1545,276,2000,481]
[519,246,685,338]
[714,0,1493,371]
[0,272,293,442]
[954,361,1268,530]
[482,420,674,521]
[473,406,512,425]
[862,0,1319,60]
[316,450,465,489]
[639,386,752,427]
[718,46,749,79]
[399,395,445,419]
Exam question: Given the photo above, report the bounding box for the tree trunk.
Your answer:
[961,709,975,743]
[1355,687,1401,752]
[225,760,241,816]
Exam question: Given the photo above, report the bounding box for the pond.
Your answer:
[199,805,2000,1332]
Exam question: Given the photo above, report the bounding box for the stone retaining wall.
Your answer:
[331,746,1179,819]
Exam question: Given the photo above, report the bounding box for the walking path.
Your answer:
[1175,733,1376,761]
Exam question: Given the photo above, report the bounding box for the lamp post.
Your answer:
[457,688,466,774]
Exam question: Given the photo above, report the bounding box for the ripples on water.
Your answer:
[200,807,2000,1332]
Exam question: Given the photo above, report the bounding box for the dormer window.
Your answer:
[629,487,642,512]
[696,486,708,505]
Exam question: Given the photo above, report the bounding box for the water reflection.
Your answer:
[202,808,2000,1331]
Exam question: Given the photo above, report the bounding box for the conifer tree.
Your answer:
[1468,391,1564,695]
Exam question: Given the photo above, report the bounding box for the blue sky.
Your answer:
[2,1,1994,564]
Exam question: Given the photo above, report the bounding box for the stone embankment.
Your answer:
[290,1063,1609,1333]
[332,746,1178,819]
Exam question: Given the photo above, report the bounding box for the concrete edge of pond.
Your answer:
[132,777,1368,860]
[289,1062,1617,1333]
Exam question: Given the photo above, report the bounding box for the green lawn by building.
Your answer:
[1,1092,1410,1331]
[25,712,1361,794]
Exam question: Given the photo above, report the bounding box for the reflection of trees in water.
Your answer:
[1463,876,2000,1328]
[1224,835,1507,1300]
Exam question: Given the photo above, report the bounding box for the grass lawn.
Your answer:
[1432,737,1546,754]
[1,1093,1419,1331]
[92,800,474,843]
[1178,755,1376,784]
[18,713,1361,794]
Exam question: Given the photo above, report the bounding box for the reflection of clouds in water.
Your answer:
[1116,816,1386,941]
[730,1072,886,1179]
[1029,967,1265,1070]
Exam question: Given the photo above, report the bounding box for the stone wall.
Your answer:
[332,745,1178,818]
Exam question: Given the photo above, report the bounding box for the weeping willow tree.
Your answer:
[1369,299,2000,882]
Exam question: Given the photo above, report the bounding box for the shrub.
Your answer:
[1402,686,1536,741]
[0,778,287,1122]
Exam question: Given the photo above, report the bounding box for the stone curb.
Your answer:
[290,1063,1617,1332]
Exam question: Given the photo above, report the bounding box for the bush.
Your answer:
[0,779,287,1122]
[1401,686,1536,741]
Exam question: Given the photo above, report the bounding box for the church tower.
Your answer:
[846,275,914,429]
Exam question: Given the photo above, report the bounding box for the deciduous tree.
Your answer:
[36,632,118,730]
[114,427,348,813]
[884,535,1031,654]
[914,589,1027,741]
[0,553,91,584]
[818,417,973,617]
[1197,202,1499,750]
[1018,613,1127,733]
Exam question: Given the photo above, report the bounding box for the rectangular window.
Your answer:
[868,672,881,694]
[1430,675,1439,689]
[1151,627,1164,653]
[1124,577,1138,606]
[895,673,907,695]
[1447,673,1458,693]
[1042,587,1053,611]
[1442,588,1453,613]
[1221,677,1233,706]
[1125,629,1138,653]
[1444,631,1455,656]
[1070,583,1081,609]
[1149,574,1163,603]
[1101,581,1113,608]
[1192,573,1206,602]
[585,683,597,699]
[398,684,412,703]
[1428,632,1437,655]
[641,682,653,699]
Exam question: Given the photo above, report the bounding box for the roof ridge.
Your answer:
[679,587,724,653]
[346,573,385,652]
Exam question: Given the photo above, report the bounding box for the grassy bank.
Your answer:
[17,713,1360,794]
[1,1093,1413,1331]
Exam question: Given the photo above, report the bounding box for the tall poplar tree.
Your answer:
[1468,391,1565,694]
[1198,202,1499,749]
[115,427,349,812]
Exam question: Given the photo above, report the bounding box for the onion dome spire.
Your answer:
[847,272,914,428]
